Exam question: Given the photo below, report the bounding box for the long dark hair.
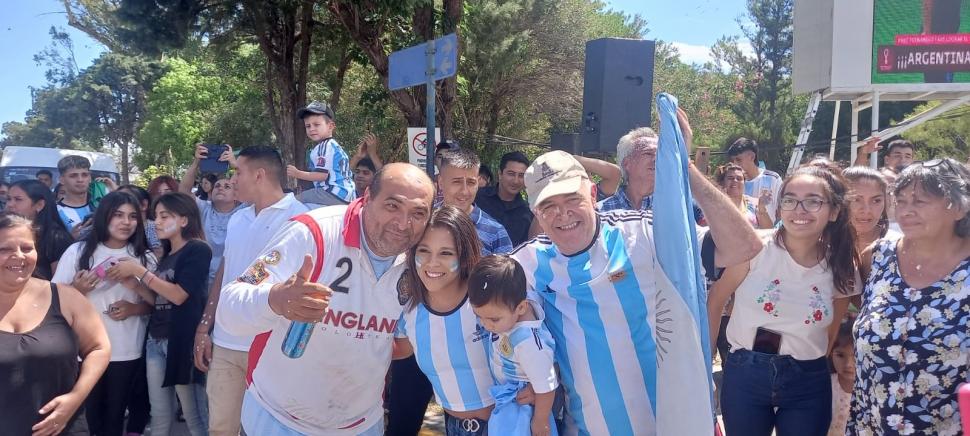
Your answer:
[153,192,206,258]
[776,166,860,295]
[197,173,219,200]
[117,184,151,219]
[10,180,70,254]
[842,166,890,238]
[405,205,482,312]
[78,191,151,270]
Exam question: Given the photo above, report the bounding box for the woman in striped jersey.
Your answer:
[393,205,495,435]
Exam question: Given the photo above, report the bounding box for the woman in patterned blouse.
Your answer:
[848,158,970,436]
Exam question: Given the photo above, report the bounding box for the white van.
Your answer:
[0,146,120,185]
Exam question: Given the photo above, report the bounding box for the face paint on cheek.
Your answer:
[448,260,459,273]
[108,221,124,236]
[415,254,426,269]
[159,222,179,235]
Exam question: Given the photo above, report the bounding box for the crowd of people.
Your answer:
[0,99,967,436]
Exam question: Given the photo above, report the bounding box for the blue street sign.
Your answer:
[388,33,458,91]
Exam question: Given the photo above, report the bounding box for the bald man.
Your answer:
[218,163,436,435]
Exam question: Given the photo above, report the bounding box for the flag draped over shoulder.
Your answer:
[653,92,715,401]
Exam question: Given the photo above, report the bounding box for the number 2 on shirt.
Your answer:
[330,257,352,293]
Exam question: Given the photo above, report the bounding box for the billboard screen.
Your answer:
[873,0,970,84]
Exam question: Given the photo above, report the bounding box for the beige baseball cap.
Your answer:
[525,150,590,209]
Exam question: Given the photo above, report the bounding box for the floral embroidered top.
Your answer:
[725,231,859,360]
[847,239,970,436]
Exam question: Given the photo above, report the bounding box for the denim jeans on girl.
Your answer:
[721,349,831,436]
[145,337,208,436]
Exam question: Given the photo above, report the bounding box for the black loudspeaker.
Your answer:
[550,133,580,153]
[581,38,655,153]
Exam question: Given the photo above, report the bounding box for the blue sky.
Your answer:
[606,0,750,61]
[0,0,748,132]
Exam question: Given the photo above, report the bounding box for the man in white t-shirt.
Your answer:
[728,137,783,221]
[217,163,435,435]
[179,144,245,288]
[191,146,309,436]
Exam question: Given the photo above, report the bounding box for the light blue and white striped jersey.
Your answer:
[395,297,495,412]
[308,138,356,203]
[743,167,782,220]
[511,210,715,436]
[57,201,93,232]
[485,299,558,394]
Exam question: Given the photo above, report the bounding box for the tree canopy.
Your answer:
[7,0,960,187]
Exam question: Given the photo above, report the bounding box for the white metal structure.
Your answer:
[791,0,970,173]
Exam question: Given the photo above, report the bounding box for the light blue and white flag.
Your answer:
[653,92,716,428]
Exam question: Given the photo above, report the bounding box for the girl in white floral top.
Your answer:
[708,166,860,436]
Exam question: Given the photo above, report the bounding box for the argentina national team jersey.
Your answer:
[511,210,715,436]
[395,297,495,412]
[57,202,93,232]
[485,299,558,394]
[308,138,356,202]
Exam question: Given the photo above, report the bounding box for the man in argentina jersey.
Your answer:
[726,137,782,221]
[512,150,761,435]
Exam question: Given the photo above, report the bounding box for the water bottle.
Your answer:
[281,321,315,358]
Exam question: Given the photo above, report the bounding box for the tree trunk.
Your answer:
[330,0,463,143]
[120,140,129,184]
[329,49,353,112]
[246,0,315,171]
[330,1,425,129]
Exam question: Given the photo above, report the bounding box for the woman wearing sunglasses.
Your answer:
[847,158,970,435]
[708,165,860,436]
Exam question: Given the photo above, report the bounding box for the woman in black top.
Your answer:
[0,212,111,435]
[5,180,74,280]
[108,192,212,435]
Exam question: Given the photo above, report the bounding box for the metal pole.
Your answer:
[425,41,437,178]
[870,91,881,168]
[829,101,841,160]
[850,100,860,164]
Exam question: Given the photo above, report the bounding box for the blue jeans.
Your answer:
[721,349,831,436]
[145,337,208,436]
[445,414,488,436]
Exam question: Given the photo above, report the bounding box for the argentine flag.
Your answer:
[652,93,716,432]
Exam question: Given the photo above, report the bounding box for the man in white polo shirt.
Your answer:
[217,163,435,435]
[192,146,309,436]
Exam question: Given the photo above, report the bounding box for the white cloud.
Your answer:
[671,41,714,65]
[670,39,756,67]
[737,41,755,57]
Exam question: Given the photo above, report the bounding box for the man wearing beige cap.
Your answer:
[510,117,760,434]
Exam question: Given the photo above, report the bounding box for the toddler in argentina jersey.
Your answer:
[469,255,559,436]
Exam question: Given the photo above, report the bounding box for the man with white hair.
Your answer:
[598,127,706,224]
[511,112,761,434]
